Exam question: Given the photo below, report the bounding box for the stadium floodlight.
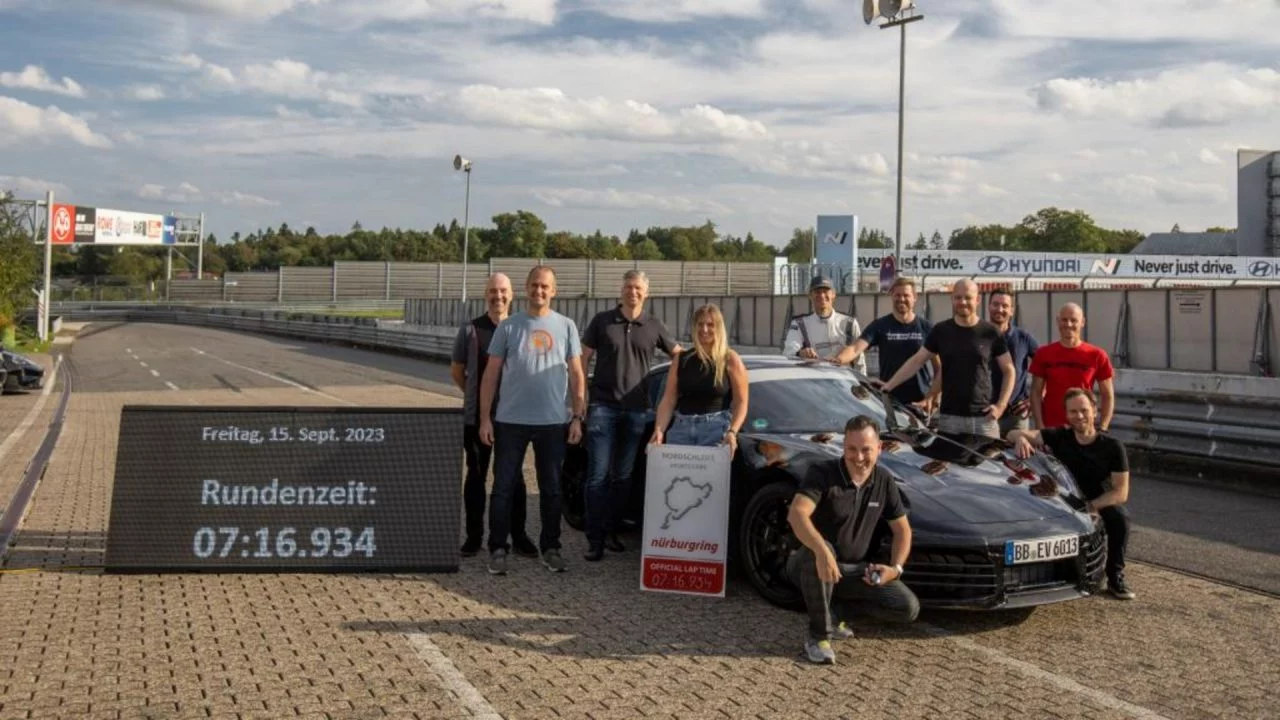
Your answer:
[453,155,473,310]
[864,0,924,279]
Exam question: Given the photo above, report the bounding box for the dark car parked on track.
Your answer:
[1,349,45,393]
[562,356,1106,611]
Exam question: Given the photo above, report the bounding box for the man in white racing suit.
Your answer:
[783,275,868,375]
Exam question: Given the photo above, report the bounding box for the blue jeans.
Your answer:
[666,409,731,446]
[488,422,567,554]
[584,403,649,547]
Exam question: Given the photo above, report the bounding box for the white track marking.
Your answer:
[139,362,148,368]
[164,381,179,391]
[0,356,61,463]
[125,348,131,354]
[405,634,503,720]
[149,369,160,377]
[190,347,356,405]
[921,624,1173,720]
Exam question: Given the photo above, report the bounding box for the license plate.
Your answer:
[1004,534,1079,565]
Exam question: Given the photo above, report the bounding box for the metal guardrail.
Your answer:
[49,303,1280,476]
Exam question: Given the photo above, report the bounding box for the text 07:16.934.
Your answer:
[192,526,375,559]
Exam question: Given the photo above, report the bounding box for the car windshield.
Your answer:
[743,366,918,435]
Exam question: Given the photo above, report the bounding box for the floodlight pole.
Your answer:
[460,165,472,306]
[197,211,205,278]
[882,12,924,278]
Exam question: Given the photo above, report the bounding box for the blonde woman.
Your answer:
[650,304,749,456]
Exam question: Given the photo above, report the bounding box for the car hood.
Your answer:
[742,429,1081,525]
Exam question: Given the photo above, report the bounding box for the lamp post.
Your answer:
[864,0,924,278]
[453,154,472,315]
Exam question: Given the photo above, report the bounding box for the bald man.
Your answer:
[451,273,537,559]
[1029,303,1115,430]
[878,279,1015,439]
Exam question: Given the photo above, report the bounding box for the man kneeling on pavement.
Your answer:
[786,415,920,665]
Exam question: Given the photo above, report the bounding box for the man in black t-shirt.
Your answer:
[1007,387,1135,600]
[786,415,920,665]
[878,279,1015,439]
[836,277,939,408]
[450,273,535,558]
[579,270,680,561]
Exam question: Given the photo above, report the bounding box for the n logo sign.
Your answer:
[822,231,850,245]
[1090,258,1120,275]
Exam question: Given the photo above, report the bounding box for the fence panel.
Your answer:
[1213,289,1258,374]
[334,262,383,301]
[389,262,438,299]
[1127,290,1170,370]
[1167,289,1214,372]
[286,266,337,301]
[225,272,279,303]
[169,280,222,301]
[1083,291,1124,359]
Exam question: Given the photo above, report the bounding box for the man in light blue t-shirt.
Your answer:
[478,265,586,576]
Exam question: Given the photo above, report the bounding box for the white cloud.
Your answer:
[0,96,112,148]
[1046,172,1065,183]
[1198,148,1223,165]
[1102,174,1229,205]
[533,187,730,215]
[0,65,85,98]
[978,183,1011,198]
[316,0,557,25]
[130,85,166,101]
[0,175,70,197]
[137,181,277,207]
[992,0,1280,44]
[1033,63,1280,127]
[579,0,766,22]
[240,59,363,107]
[126,0,319,20]
[454,85,768,142]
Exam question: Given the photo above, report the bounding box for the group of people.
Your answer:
[450,266,1134,667]
[450,266,745,574]
[780,274,1133,664]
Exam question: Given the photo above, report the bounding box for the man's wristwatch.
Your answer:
[572,414,585,423]
[892,563,904,576]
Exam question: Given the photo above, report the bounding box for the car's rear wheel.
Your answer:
[560,446,587,532]
[739,480,804,611]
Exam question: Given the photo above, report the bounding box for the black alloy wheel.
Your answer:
[739,481,804,611]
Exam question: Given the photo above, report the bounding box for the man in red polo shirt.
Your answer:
[1029,303,1115,430]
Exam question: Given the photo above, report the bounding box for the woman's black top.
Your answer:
[675,352,729,414]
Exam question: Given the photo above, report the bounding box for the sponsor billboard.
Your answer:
[42,204,186,245]
[815,215,858,291]
[852,249,1279,281]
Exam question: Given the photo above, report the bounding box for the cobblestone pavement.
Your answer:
[0,322,1276,720]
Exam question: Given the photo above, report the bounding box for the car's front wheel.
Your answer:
[739,480,804,611]
[560,445,587,532]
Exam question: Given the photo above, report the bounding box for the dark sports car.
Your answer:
[562,356,1106,611]
[1,349,45,393]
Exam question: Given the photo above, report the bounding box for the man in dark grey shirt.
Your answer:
[450,272,536,559]
[580,270,679,561]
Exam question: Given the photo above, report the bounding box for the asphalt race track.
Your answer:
[0,321,1276,719]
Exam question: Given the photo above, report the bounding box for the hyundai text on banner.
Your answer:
[641,444,732,597]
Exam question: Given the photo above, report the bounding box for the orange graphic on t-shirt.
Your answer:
[529,329,554,354]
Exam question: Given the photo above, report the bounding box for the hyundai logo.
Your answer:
[1248,261,1277,278]
[978,255,1007,274]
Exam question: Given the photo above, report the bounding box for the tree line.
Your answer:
[1,191,1191,296]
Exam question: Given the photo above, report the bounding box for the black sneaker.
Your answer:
[605,533,626,553]
[460,538,482,557]
[512,536,540,558]
[583,545,604,562]
[487,549,508,576]
[542,549,567,573]
[1109,577,1135,600]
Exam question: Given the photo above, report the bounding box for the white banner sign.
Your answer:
[641,444,731,598]
[840,250,1280,281]
[94,207,176,245]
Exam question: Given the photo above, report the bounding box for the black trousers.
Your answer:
[463,424,527,544]
[786,542,920,641]
[1098,504,1129,581]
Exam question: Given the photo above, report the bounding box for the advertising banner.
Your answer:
[640,444,732,598]
[815,215,858,291]
[854,249,1280,281]
[105,406,464,572]
[50,203,75,244]
[94,207,177,245]
[73,206,96,243]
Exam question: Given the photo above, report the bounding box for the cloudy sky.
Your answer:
[1,0,1277,248]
